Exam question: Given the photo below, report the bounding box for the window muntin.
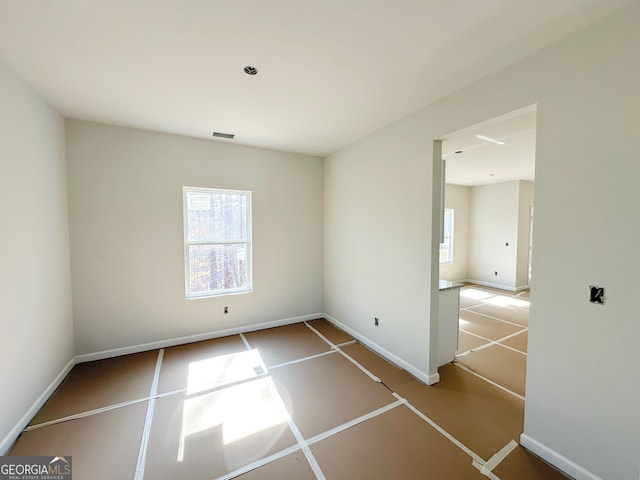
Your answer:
[184,187,252,298]
[439,208,454,264]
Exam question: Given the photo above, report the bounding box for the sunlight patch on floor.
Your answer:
[186,349,264,395]
[485,295,530,309]
[178,349,290,461]
[460,288,494,300]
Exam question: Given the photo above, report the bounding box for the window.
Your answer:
[183,187,252,298]
[439,208,454,264]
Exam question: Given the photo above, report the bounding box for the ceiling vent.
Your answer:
[212,131,235,140]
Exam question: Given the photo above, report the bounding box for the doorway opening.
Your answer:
[435,104,537,399]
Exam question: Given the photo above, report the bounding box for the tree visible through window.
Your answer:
[183,187,252,298]
[440,208,454,264]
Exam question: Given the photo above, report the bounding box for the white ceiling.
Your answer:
[0,0,634,157]
[443,107,537,186]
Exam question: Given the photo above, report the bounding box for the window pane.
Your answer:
[443,208,453,237]
[189,244,249,294]
[440,237,451,263]
[187,192,248,242]
[440,209,454,264]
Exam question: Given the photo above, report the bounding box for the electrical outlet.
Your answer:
[589,286,605,305]
[224,306,229,314]
[374,317,379,327]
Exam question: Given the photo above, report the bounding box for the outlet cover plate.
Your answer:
[589,286,605,305]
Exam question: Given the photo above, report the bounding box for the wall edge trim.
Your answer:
[465,279,530,292]
[520,433,603,480]
[76,313,325,363]
[0,356,76,455]
[1,312,325,454]
[324,313,439,385]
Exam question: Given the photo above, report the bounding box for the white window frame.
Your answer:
[440,208,454,265]
[183,186,253,299]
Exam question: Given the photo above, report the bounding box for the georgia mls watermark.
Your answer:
[0,456,71,480]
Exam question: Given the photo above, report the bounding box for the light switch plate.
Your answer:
[589,285,605,305]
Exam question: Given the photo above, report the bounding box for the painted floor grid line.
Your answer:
[305,400,405,447]
[269,349,338,370]
[239,332,252,350]
[134,348,164,480]
[242,327,326,480]
[482,439,519,473]
[453,362,525,401]
[492,341,527,357]
[457,328,528,357]
[461,307,528,329]
[393,392,486,466]
[305,320,382,383]
[455,284,529,399]
[214,444,303,480]
[23,332,374,434]
[25,397,151,431]
[217,400,406,480]
[334,339,358,348]
[11,300,567,479]
[265,375,326,480]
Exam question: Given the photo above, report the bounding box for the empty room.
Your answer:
[1,2,639,480]
[438,108,536,399]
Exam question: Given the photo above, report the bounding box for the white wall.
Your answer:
[466,180,532,290]
[444,181,531,289]
[324,119,433,381]
[0,61,74,452]
[66,120,323,355]
[324,3,640,478]
[440,184,470,282]
[468,181,520,288]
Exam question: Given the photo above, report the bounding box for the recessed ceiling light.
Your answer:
[475,134,506,146]
[243,65,258,75]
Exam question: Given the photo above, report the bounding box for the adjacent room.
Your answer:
[439,108,536,399]
[1,2,639,480]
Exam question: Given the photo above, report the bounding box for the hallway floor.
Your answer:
[456,284,530,399]
[10,317,568,479]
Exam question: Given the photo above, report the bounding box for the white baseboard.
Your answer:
[76,313,324,363]
[520,433,603,480]
[324,314,439,385]
[1,312,324,454]
[0,357,76,455]
[465,279,530,292]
